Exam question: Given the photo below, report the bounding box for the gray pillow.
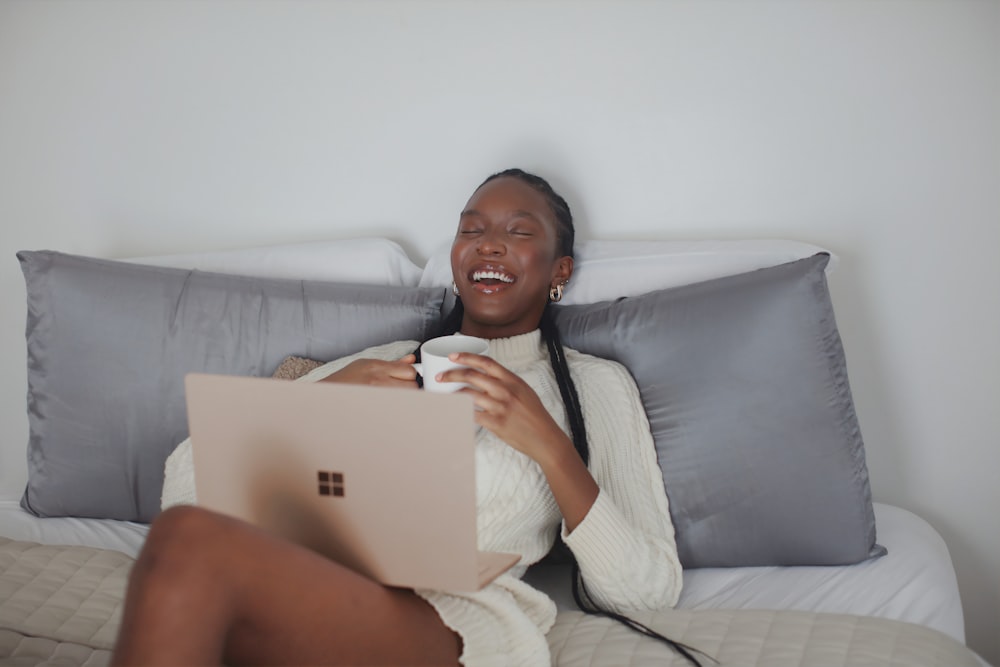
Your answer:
[18,250,447,523]
[553,253,885,568]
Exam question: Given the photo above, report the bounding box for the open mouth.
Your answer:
[468,267,516,294]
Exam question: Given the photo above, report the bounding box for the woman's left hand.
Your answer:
[437,353,571,466]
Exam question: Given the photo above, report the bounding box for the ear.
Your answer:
[551,256,574,288]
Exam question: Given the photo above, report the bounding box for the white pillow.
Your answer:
[419,239,838,305]
[127,237,424,286]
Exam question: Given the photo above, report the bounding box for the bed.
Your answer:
[0,238,989,666]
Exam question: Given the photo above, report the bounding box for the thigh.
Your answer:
[170,508,462,666]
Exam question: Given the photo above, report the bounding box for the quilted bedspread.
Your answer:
[0,538,128,666]
[549,609,985,666]
[0,536,987,667]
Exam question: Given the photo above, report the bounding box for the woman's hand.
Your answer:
[440,352,599,532]
[438,353,570,464]
[318,354,419,389]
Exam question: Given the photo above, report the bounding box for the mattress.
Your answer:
[0,498,146,559]
[679,504,966,641]
[0,538,127,667]
[0,536,986,667]
[547,609,982,667]
[0,498,969,653]
[526,503,965,643]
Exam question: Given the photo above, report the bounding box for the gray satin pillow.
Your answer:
[554,253,885,568]
[18,250,447,523]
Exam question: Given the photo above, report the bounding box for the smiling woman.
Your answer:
[116,169,697,667]
[451,171,574,339]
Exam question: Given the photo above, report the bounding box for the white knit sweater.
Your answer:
[162,330,682,667]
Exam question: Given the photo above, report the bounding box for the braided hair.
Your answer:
[424,169,705,666]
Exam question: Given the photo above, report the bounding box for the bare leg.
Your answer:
[111,506,461,666]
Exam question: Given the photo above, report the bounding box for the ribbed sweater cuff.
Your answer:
[560,489,633,571]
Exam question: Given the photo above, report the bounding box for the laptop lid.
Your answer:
[184,373,519,592]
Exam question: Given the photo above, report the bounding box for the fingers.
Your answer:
[386,355,418,381]
[435,365,507,395]
[443,363,555,460]
[381,377,420,389]
[446,352,500,375]
[440,353,517,389]
[323,356,418,387]
[437,364,525,418]
[435,353,518,392]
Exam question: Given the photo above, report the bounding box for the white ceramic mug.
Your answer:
[413,335,490,393]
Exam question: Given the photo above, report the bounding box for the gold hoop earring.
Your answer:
[549,283,564,303]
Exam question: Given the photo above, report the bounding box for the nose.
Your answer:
[476,228,506,256]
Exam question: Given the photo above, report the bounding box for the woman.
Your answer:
[112,169,686,666]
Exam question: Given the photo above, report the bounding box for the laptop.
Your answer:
[184,372,520,592]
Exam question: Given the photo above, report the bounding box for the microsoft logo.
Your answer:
[317,471,345,497]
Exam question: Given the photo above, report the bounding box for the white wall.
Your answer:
[1,0,998,661]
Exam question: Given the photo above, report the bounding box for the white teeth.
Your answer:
[472,270,514,283]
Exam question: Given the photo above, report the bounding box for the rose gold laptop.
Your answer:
[184,372,520,592]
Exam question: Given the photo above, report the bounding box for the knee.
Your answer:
[119,506,246,637]
[130,505,234,587]
[148,504,226,542]
[145,504,227,553]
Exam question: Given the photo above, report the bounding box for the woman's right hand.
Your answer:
[318,354,419,388]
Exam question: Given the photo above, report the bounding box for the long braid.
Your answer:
[539,308,587,465]
[438,299,464,336]
[539,307,706,667]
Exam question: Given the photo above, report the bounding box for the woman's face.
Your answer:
[451,176,573,339]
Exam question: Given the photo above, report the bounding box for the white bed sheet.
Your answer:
[0,496,147,558]
[679,503,965,642]
[1,496,964,645]
[526,503,965,643]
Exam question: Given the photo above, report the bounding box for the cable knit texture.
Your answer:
[161,330,682,667]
